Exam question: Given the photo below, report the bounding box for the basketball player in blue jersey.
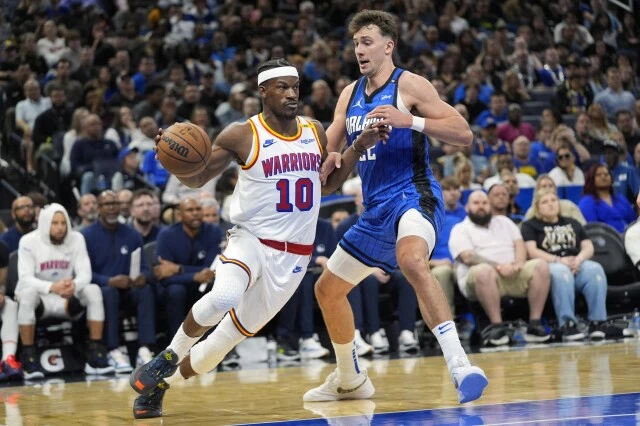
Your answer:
[306,10,489,404]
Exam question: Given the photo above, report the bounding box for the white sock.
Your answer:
[432,321,467,369]
[164,368,187,386]
[332,340,361,384]
[2,340,17,361]
[168,324,202,362]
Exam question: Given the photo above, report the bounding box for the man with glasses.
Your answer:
[130,189,163,245]
[81,191,156,374]
[1,197,35,252]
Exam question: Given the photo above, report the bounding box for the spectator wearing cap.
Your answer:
[111,147,146,192]
[108,72,140,109]
[497,104,536,144]
[579,164,636,232]
[549,143,585,186]
[602,137,640,204]
[44,58,83,106]
[132,56,157,95]
[215,83,247,127]
[473,118,510,159]
[474,93,508,128]
[132,83,165,122]
[594,67,637,117]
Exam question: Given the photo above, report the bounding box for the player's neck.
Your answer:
[260,111,298,137]
[364,61,395,95]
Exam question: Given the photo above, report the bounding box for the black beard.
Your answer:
[50,234,65,245]
[468,211,492,226]
[272,108,297,121]
[16,217,34,229]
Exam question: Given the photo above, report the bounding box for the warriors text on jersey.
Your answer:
[228,113,323,245]
[345,68,442,217]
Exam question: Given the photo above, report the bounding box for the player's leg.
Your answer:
[76,284,113,374]
[16,288,46,379]
[0,297,22,381]
[396,209,487,404]
[305,245,377,402]
[130,229,260,397]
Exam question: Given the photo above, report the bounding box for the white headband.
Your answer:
[258,66,298,85]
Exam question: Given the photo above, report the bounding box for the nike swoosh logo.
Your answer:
[337,376,368,394]
[438,324,452,331]
[439,326,453,335]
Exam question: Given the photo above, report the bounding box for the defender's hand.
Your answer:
[320,152,341,185]
[353,124,392,152]
[153,127,164,160]
[366,105,412,129]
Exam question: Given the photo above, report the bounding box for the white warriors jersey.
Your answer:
[228,113,323,245]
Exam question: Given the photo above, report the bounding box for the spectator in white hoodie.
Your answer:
[16,204,114,379]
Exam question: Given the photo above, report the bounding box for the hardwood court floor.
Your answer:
[1,340,639,425]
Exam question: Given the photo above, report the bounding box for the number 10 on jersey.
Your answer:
[276,178,313,212]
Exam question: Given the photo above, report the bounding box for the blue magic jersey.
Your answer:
[345,68,442,214]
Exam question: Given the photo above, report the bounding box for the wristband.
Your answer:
[410,116,425,132]
[351,142,366,155]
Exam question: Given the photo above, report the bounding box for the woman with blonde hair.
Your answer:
[60,107,89,177]
[502,69,530,104]
[524,174,586,223]
[453,153,481,190]
[521,189,610,341]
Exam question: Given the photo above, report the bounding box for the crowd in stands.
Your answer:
[0,0,640,380]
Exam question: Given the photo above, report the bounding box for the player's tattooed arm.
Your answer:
[457,250,498,267]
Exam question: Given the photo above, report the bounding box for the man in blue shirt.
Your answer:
[0,196,35,253]
[602,138,640,205]
[130,189,163,245]
[430,178,466,316]
[473,118,510,160]
[154,198,222,339]
[474,93,508,128]
[81,190,156,374]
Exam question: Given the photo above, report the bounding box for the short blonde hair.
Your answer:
[531,188,559,220]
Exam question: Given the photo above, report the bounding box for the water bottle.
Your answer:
[631,309,640,338]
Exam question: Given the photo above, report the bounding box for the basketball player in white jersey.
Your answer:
[129,58,390,419]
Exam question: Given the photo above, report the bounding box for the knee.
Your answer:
[582,261,607,287]
[473,264,498,287]
[533,259,550,280]
[398,251,428,277]
[82,284,103,304]
[17,286,39,306]
[550,263,573,285]
[209,281,243,312]
[314,273,350,305]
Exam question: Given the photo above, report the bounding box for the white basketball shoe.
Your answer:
[303,369,375,402]
[448,356,489,404]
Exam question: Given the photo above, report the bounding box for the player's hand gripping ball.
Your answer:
[156,123,212,177]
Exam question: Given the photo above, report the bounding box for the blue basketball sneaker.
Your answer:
[133,382,169,419]
[129,349,178,395]
[449,356,489,404]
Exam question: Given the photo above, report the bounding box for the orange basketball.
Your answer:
[157,122,212,178]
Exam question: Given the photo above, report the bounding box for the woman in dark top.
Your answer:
[578,164,636,232]
[522,189,609,341]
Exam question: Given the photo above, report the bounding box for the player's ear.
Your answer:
[385,39,394,55]
[258,85,267,99]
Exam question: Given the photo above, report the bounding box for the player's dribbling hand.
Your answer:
[366,105,412,129]
[320,152,341,185]
[153,127,164,160]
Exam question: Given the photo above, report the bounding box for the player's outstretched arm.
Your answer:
[322,124,391,195]
[319,82,356,184]
[366,72,473,147]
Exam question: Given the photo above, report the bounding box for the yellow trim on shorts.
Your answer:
[229,308,255,337]
[219,254,252,286]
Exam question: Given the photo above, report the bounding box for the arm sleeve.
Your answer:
[72,234,92,293]
[17,242,53,295]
